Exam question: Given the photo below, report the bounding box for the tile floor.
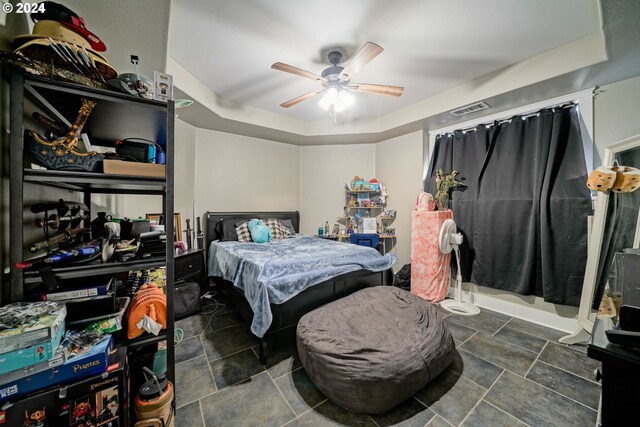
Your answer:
[174,292,600,427]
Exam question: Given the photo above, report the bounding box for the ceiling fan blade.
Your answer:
[272,62,327,83]
[339,42,384,80]
[347,83,404,97]
[280,89,325,108]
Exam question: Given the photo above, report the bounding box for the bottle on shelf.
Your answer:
[324,221,329,236]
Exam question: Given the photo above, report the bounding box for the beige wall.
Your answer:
[194,129,300,216]
[299,144,375,236]
[172,119,197,225]
[374,131,424,270]
[594,74,640,161]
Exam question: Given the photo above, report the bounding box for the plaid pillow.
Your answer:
[235,221,252,242]
[263,218,291,239]
[278,220,293,237]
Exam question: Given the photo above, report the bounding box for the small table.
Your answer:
[588,317,640,425]
[175,248,206,288]
[315,235,339,240]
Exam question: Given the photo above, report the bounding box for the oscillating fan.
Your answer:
[438,219,480,316]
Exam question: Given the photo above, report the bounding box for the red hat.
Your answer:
[30,1,106,52]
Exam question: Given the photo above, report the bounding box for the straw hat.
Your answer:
[13,20,108,62]
[14,36,117,81]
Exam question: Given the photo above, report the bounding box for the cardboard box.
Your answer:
[102,159,165,178]
[0,346,127,427]
[0,304,66,354]
[0,320,66,375]
[0,335,113,403]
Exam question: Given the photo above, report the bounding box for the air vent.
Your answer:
[449,101,490,117]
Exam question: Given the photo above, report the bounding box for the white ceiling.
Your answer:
[61,0,637,145]
[169,0,599,123]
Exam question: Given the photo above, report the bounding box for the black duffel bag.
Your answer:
[393,264,411,291]
[174,281,201,320]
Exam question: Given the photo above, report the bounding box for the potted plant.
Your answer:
[435,169,467,210]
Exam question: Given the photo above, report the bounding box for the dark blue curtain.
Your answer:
[425,105,592,306]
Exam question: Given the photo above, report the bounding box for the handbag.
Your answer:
[174,282,201,320]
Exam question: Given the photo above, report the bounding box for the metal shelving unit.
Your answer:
[8,71,176,385]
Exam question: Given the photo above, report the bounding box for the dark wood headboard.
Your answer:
[203,211,300,251]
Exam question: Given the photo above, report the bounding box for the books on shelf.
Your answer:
[29,276,114,302]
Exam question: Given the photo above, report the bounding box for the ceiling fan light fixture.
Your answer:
[319,87,338,110]
[338,89,354,107]
[333,100,346,113]
[272,42,402,117]
[319,87,354,113]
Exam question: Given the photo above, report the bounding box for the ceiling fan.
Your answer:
[271,41,404,112]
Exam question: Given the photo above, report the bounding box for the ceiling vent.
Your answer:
[449,101,490,117]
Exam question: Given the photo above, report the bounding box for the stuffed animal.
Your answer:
[379,183,388,205]
[587,165,640,193]
[611,166,640,193]
[587,166,617,191]
[248,219,271,243]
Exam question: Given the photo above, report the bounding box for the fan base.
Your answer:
[440,300,481,316]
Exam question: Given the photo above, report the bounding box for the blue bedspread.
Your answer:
[208,236,397,337]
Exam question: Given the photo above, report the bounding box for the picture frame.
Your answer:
[146,212,181,241]
[332,224,340,236]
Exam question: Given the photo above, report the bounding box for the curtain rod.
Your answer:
[429,87,596,137]
[442,101,577,136]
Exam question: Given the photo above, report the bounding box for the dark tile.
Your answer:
[285,399,377,427]
[538,342,600,380]
[370,398,435,427]
[506,317,566,342]
[202,294,236,316]
[175,335,205,364]
[209,311,245,331]
[175,356,217,408]
[461,400,527,427]
[176,313,212,338]
[426,414,454,426]
[526,361,601,409]
[200,372,295,426]
[485,371,597,426]
[459,333,537,376]
[444,318,476,345]
[449,349,503,388]
[210,348,265,389]
[252,340,302,379]
[274,367,326,416]
[479,307,512,323]
[493,326,547,353]
[201,323,259,361]
[433,302,451,315]
[446,312,508,335]
[571,342,589,354]
[414,369,485,426]
[175,400,204,427]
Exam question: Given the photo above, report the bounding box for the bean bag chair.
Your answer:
[297,286,455,414]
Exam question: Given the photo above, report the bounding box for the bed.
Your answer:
[204,211,395,364]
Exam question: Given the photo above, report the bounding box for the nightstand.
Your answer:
[175,249,206,288]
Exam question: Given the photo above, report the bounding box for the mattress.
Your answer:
[208,235,397,337]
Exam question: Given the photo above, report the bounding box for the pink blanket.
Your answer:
[411,210,452,302]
